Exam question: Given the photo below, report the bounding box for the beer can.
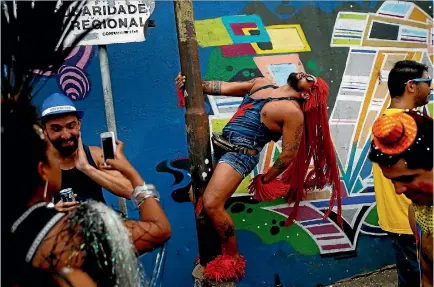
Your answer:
[59,188,75,202]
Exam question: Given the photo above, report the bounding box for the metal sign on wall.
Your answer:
[63,0,155,46]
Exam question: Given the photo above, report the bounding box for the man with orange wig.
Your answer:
[175,72,341,281]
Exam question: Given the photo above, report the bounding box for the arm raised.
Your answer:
[201,79,258,97]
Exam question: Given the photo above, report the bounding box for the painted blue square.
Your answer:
[222,15,270,44]
[269,63,297,86]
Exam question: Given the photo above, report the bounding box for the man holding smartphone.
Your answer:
[40,93,133,208]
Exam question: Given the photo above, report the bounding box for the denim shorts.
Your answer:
[213,152,259,178]
[212,132,260,178]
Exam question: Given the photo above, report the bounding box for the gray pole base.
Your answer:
[192,264,236,287]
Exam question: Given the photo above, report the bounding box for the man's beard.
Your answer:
[49,136,78,157]
[287,73,302,92]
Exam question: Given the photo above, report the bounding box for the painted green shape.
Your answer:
[427,103,433,117]
[332,39,361,45]
[204,48,257,81]
[228,200,320,256]
[338,13,367,20]
[195,18,233,47]
[353,178,364,194]
[272,146,280,162]
[364,204,379,226]
[306,60,324,77]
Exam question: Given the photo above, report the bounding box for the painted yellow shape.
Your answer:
[210,118,251,195]
[246,25,311,54]
[195,18,233,47]
[354,51,415,143]
[408,6,432,23]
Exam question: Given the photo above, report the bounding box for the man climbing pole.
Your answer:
[175,71,342,281]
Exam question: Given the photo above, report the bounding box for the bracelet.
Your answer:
[132,184,160,208]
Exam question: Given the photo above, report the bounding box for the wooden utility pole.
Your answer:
[173,0,223,275]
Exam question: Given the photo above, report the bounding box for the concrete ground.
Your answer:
[324,265,397,287]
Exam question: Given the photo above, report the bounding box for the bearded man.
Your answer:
[40,93,133,205]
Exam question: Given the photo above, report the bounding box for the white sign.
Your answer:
[64,0,155,46]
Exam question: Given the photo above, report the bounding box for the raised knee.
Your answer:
[203,193,221,214]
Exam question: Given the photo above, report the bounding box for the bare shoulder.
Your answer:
[279,101,304,123]
[89,146,103,165]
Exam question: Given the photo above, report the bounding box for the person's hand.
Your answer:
[100,140,135,176]
[55,195,80,212]
[100,140,144,188]
[75,134,90,171]
[175,72,186,90]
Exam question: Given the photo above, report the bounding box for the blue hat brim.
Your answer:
[41,110,84,119]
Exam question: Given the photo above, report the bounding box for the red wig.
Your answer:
[250,77,342,226]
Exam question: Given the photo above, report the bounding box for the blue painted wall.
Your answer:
[34,1,433,286]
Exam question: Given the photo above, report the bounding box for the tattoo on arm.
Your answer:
[282,124,303,152]
[202,81,222,95]
[272,157,286,171]
[272,124,303,171]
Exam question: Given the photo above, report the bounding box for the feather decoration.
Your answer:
[1,0,92,103]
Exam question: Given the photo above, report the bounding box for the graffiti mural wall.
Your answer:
[34,1,432,286]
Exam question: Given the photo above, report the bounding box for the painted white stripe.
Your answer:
[336,95,364,101]
[42,105,76,116]
[317,237,349,246]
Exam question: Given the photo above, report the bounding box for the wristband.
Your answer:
[260,175,267,184]
[132,184,160,208]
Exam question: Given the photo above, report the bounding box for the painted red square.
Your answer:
[220,44,256,57]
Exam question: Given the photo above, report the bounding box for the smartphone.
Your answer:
[100,132,116,164]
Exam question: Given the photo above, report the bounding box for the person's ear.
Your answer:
[406,81,416,93]
[37,161,49,182]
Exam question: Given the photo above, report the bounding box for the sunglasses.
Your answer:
[405,78,432,87]
[306,74,316,83]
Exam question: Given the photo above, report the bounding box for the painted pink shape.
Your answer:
[62,79,83,94]
[340,181,348,198]
[230,22,258,36]
[66,88,78,99]
[273,205,323,221]
[307,224,340,235]
[321,243,352,250]
[76,46,93,69]
[316,235,345,241]
[65,47,80,61]
[33,70,54,76]
[59,70,89,91]
[220,43,256,57]
[253,54,305,86]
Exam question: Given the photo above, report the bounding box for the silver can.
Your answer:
[59,188,75,202]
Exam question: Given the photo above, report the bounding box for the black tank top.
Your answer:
[58,145,106,203]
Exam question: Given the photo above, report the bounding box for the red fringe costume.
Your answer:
[249,78,342,227]
[177,78,342,282]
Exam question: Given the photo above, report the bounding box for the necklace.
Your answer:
[11,202,47,233]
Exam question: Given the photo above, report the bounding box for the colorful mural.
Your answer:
[34,46,96,101]
[34,1,433,286]
[157,0,433,257]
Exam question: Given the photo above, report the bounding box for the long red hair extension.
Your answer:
[250,78,342,227]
